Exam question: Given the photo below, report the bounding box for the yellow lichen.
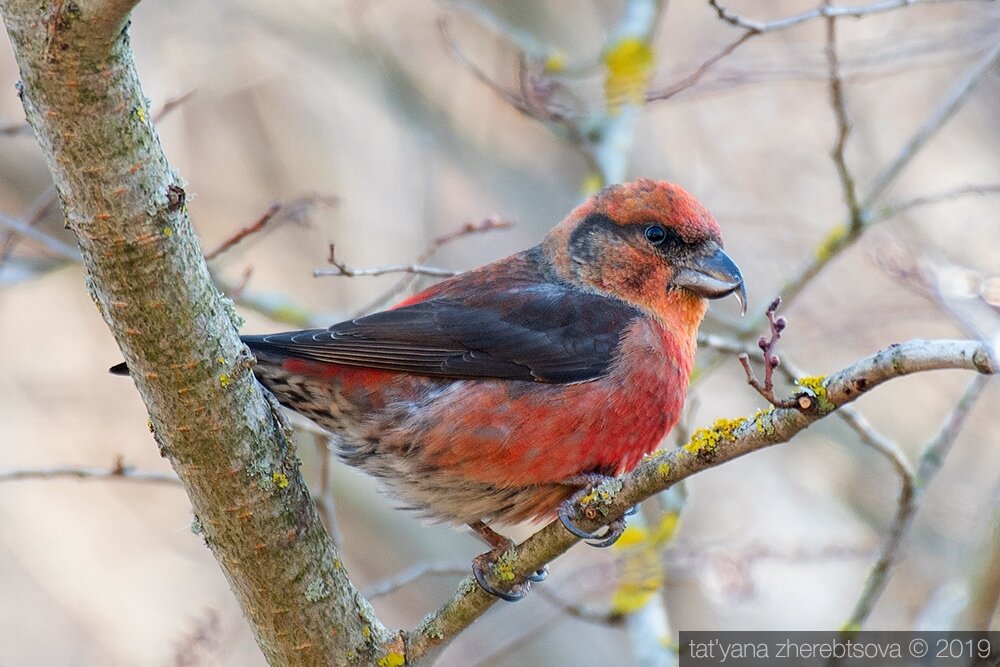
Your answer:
[684,417,747,455]
[377,653,406,667]
[272,472,289,489]
[135,106,146,123]
[544,49,567,73]
[610,513,678,614]
[603,37,654,109]
[753,407,776,435]
[657,461,671,477]
[581,172,604,195]
[614,524,649,549]
[796,375,834,412]
[162,226,173,237]
[219,374,231,387]
[493,551,517,583]
[816,224,848,262]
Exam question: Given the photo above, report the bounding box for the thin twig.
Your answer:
[533,586,624,626]
[362,562,469,599]
[824,3,863,229]
[438,16,533,117]
[316,247,457,279]
[862,40,1000,208]
[0,463,180,486]
[318,218,513,281]
[703,10,1000,335]
[0,185,58,263]
[837,405,915,482]
[710,0,957,34]
[961,485,1000,629]
[313,433,341,546]
[0,212,81,260]
[876,183,1000,220]
[204,195,337,261]
[336,216,513,314]
[646,31,755,101]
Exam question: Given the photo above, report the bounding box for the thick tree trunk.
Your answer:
[0,2,389,664]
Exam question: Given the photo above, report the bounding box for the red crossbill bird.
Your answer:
[114,179,745,600]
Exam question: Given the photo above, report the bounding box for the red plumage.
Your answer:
[244,179,745,530]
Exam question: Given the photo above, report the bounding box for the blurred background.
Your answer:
[1,0,999,665]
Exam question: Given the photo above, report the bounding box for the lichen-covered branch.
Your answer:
[400,338,996,662]
[0,2,390,664]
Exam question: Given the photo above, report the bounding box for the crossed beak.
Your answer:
[671,242,747,315]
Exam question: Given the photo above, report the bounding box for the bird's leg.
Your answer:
[467,521,546,602]
[557,474,636,548]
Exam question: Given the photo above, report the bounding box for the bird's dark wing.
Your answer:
[242,283,640,384]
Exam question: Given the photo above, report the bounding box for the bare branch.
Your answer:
[961,487,1000,629]
[438,16,533,117]
[837,405,914,482]
[646,32,755,102]
[204,195,337,261]
[316,216,513,313]
[710,0,960,34]
[877,183,1000,220]
[534,586,624,626]
[400,338,997,661]
[362,562,470,600]
[0,211,81,260]
[313,433,341,546]
[316,244,457,279]
[844,373,991,629]
[824,4,863,228]
[862,40,1000,208]
[0,459,180,486]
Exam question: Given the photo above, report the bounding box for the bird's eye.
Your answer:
[644,225,667,245]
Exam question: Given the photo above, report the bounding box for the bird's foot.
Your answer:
[557,474,635,548]
[468,521,544,602]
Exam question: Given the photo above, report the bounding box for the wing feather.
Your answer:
[242,282,639,384]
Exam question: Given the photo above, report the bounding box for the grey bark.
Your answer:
[0,2,392,664]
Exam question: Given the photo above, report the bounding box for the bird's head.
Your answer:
[544,179,746,329]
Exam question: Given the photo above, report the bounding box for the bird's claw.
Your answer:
[471,554,530,602]
[526,566,548,582]
[557,502,630,548]
[557,476,635,548]
[559,509,628,547]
